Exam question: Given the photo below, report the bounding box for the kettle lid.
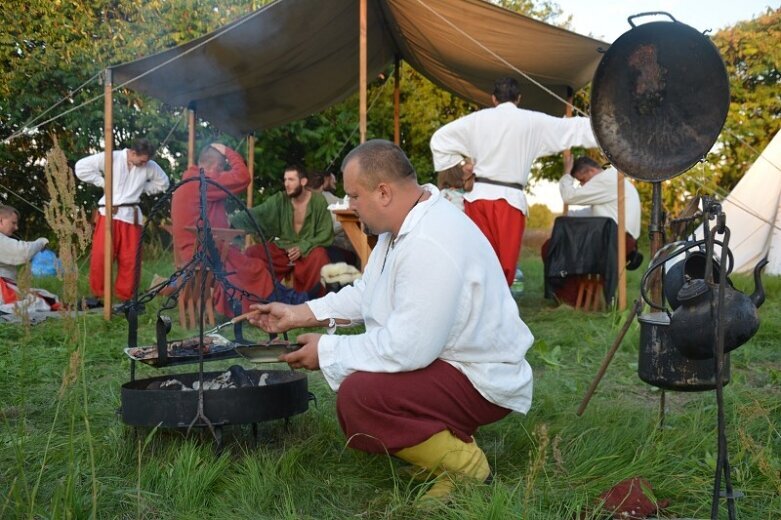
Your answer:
[677,278,710,302]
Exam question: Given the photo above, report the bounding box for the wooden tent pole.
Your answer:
[393,55,401,145]
[103,68,114,320]
[562,89,573,215]
[187,103,196,168]
[359,0,367,143]
[246,133,256,248]
[617,171,627,310]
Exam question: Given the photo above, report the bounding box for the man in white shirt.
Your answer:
[0,205,57,313]
[559,156,641,245]
[430,76,598,285]
[249,140,534,501]
[75,138,169,302]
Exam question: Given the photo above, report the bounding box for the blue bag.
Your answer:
[31,250,61,278]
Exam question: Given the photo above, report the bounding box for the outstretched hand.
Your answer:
[248,302,297,333]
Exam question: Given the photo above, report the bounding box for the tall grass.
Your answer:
[0,245,780,518]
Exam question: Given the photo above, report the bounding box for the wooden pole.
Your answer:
[187,103,196,168]
[102,68,114,320]
[617,171,627,310]
[359,0,367,143]
[562,89,573,215]
[246,133,256,248]
[393,55,401,145]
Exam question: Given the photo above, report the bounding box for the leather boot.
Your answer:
[394,430,490,500]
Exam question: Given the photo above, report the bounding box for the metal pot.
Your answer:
[590,12,730,181]
[638,312,730,391]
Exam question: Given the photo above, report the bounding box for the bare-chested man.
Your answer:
[232,165,333,296]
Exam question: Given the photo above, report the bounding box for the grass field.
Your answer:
[1,242,779,519]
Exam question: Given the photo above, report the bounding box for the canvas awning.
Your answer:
[111,0,607,136]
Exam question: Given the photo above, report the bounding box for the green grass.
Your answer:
[1,243,780,518]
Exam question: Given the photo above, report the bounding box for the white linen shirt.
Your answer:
[430,102,598,216]
[75,149,170,225]
[559,167,642,239]
[0,234,47,281]
[307,185,535,414]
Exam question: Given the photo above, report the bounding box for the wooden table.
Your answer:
[333,209,376,270]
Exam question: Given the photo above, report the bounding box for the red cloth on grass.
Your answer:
[465,198,525,285]
[335,359,510,453]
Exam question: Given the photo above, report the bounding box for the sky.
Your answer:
[526,0,778,213]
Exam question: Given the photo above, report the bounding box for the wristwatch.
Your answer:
[327,317,336,335]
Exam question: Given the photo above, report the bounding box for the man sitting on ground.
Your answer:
[232,165,333,296]
[0,205,59,313]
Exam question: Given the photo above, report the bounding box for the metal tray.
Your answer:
[234,341,301,364]
[124,334,236,367]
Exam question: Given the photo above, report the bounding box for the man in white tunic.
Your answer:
[430,76,597,285]
[559,156,642,244]
[250,140,534,500]
[0,205,57,313]
[75,138,169,302]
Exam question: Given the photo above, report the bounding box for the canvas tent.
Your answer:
[100,0,609,315]
[695,130,781,275]
[111,0,607,136]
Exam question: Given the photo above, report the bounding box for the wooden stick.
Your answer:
[577,299,642,416]
[103,68,114,320]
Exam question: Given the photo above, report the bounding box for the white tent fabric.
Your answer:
[697,130,781,275]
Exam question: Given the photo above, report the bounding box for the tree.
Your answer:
[0,0,266,237]
[712,7,781,190]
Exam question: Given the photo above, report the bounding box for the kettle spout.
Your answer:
[750,257,769,308]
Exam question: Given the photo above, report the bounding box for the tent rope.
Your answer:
[412,0,590,117]
[4,6,270,144]
[9,71,103,140]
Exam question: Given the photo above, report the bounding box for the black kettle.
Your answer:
[669,258,768,359]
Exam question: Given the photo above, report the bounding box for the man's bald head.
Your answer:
[341,139,417,190]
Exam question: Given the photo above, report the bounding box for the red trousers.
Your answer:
[89,215,142,301]
[336,359,511,453]
[214,246,275,315]
[465,199,525,285]
[245,242,328,293]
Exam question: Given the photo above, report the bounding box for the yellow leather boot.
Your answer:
[394,430,491,500]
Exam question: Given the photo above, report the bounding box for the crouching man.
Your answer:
[249,140,534,501]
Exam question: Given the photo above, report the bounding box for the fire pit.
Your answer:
[117,171,313,451]
[121,368,310,429]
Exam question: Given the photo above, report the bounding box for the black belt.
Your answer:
[475,177,525,190]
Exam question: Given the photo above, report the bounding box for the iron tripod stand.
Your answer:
[576,191,741,519]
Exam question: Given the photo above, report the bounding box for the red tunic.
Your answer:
[171,148,274,314]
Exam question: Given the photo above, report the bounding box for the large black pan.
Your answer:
[590,12,730,181]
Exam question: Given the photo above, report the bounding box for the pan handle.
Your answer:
[628,11,677,28]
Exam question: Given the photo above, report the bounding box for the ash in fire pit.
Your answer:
[147,365,270,391]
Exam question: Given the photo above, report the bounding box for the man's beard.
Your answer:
[287,185,303,198]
